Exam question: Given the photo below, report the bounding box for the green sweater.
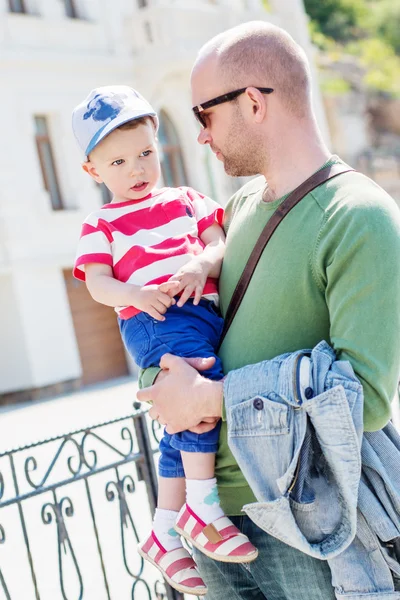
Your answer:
[140,157,400,515]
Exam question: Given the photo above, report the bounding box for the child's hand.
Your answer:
[168,260,209,307]
[132,281,180,321]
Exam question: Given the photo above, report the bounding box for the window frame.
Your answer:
[158,111,188,188]
[64,0,79,19]
[8,0,27,14]
[34,115,64,211]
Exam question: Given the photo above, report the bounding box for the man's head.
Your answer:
[72,86,160,202]
[190,21,313,177]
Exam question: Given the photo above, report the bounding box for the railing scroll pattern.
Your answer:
[0,409,183,600]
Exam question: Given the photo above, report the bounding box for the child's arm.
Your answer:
[168,222,226,307]
[85,263,179,321]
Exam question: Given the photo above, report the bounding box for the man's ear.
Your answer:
[245,87,268,124]
[82,160,103,183]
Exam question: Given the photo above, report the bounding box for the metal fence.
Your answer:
[0,406,184,600]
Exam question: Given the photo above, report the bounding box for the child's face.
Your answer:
[83,121,161,202]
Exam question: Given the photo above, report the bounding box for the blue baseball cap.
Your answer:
[72,85,159,157]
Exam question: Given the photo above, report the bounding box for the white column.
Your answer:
[34,0,65,19]
[12,266,82,388]
[100,0,133,56]
[0,274,32,393]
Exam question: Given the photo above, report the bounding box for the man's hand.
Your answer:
[130,281,180,321]
[137,354,223,434]
[153,366,220,433]
[167,259,209,307]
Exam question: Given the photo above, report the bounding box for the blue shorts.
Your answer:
[119,299,224,477]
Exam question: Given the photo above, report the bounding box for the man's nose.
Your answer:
[197,128,211,145]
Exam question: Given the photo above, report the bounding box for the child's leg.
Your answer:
[152,476,185,551]
[151,433,187,551]
[175,448,258,564]
[140,474,208,596]
[181,451,225,524]
[158,475,186,510]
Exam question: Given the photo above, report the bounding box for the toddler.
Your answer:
[72,86,257,596]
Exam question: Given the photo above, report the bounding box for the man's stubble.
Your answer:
[221,104,267,178]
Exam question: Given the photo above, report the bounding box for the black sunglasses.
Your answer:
[192,87,274,128]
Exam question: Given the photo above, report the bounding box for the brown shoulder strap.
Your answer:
[218,162,354,350]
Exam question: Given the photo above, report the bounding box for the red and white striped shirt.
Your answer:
[74,186,224,319]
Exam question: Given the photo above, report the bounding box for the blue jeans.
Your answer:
[194,514,336,600]
[119,299,224,477]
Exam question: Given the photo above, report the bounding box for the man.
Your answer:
[138,21,400,600]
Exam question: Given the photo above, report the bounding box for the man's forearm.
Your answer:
[201,378,224,419]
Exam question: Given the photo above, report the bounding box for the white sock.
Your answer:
[152,508,182,551]
[186,478,225,524]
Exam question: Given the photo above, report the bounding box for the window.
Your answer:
[8,0,26,13]
[158,111,188,187]
[34,116,64,210]
[64,0,78,19]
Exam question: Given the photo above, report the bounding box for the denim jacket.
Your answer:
[224,341,400,599]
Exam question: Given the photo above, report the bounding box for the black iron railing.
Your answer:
[0,408,184,600]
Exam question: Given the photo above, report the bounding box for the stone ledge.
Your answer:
[0,379,81,406]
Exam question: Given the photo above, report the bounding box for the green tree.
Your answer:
[304,0,400,97]
[303,0,367,42]
[367,0,400,55]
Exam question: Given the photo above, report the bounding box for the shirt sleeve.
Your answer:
[73,217,113,281]
[138,366,161,391]
[184,187,224,236]
[313,193,400,431]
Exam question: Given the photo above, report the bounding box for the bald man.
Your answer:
[138,21,400,600]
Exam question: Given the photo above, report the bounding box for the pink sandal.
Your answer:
[175,504,258,563]
[138,532,207,596]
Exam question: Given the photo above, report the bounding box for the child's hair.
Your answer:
[117,116,156,132]
[87,116,157,160]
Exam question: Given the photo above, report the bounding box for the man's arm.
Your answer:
[138,197,400,435]
[314,195,400,431]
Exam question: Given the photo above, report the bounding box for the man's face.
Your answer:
[191,56,265,177]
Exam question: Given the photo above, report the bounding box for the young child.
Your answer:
[72,86,258,596]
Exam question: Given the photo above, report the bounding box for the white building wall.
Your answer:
[12,266,82,387]
[0,0,328,395]
[0,274,32,391]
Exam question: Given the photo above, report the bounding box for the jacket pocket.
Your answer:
[228,393,289,437]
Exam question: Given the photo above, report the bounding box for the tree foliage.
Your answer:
[304,0,400,55]
[303,0,400,97]
[303,0,367,42]
[367,0,400,55]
